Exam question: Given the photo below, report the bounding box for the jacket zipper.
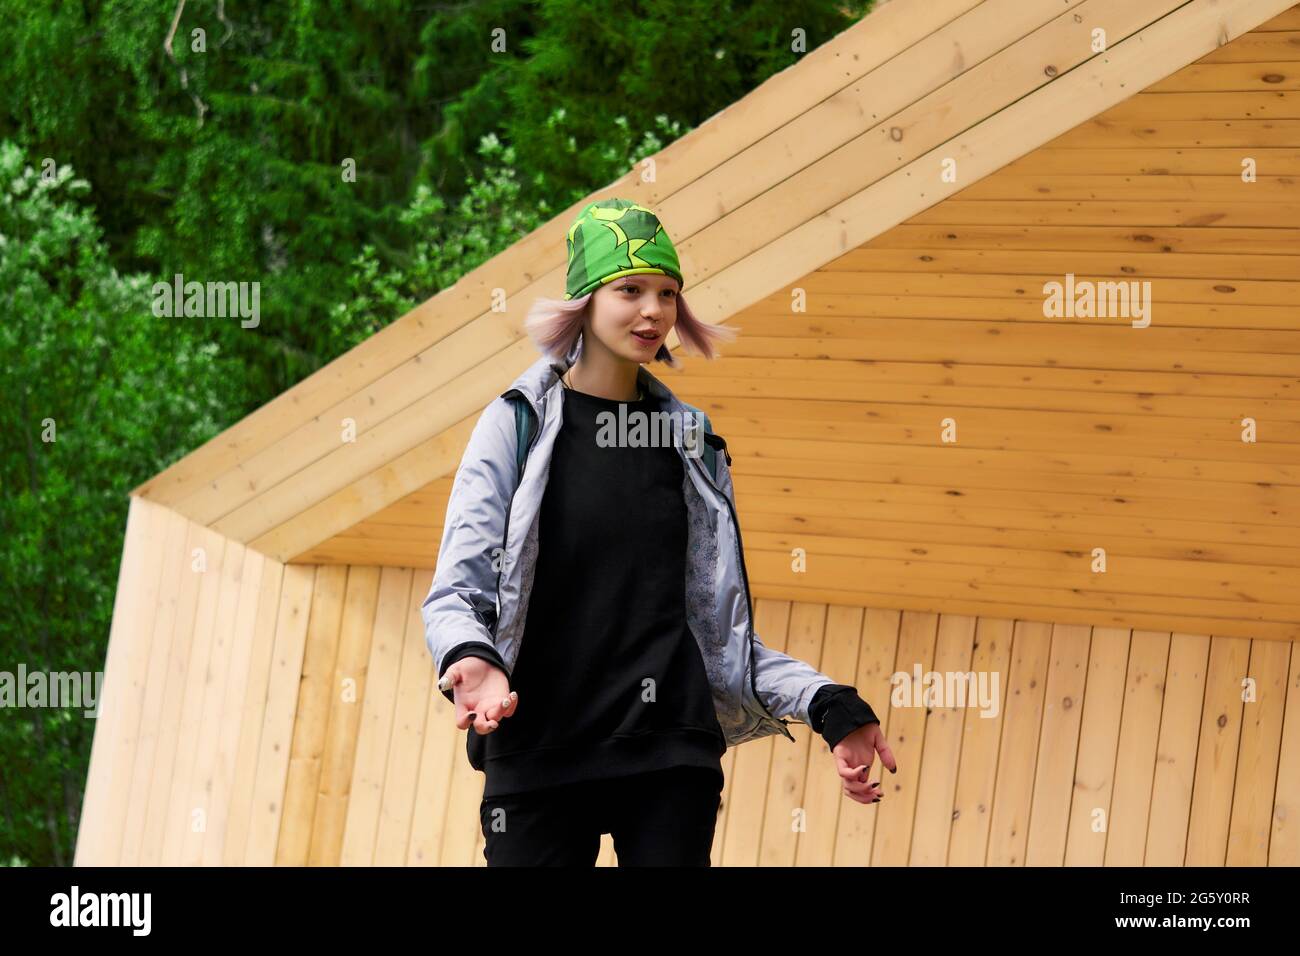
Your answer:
[687,443,795,741]
[496,388,540,645]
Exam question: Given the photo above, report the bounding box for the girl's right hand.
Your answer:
[441,657,518,735]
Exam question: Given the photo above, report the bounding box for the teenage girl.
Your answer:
[431,199,895,866]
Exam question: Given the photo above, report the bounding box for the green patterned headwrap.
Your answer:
[563,198,684,301]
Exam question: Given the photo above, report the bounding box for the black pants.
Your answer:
[479,765,724,866]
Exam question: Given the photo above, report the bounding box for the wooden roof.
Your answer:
[131,0,1300,642]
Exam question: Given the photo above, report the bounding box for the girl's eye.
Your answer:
[621,283,676,295]
[621,284,675,298]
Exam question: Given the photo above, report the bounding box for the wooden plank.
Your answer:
[222,555,285,865]
[1063,627,1131,866]
[1103,630,1170,865]
[1047,117,1300,147]
[292,541,436,569]
[732,474,1300,541]
[739,507,1300,569]
[1225,638,1291,863]
[1185,635,1252,864]
[985,620,1051,866]
[714,408,1300,463]
[159,527,228,866]
[776,270,1300,307]
[955,174,1295,203]
[721,599,788,866]
[866,222,1300,254]
[308,565,381,865]
[1145,62,1300,92]
[118,505,190,866]
[75,496,170,866]
[136,518,209,865]
[746,549,1300,630]
[740,530,1299,605]
[1196,31,1300,62]
[202,548,267,865]
[1005,146,1300,175]
[275,564,347,865]
[722,333,1300,377]
[832,608,901,866]
[743,300,1300,335]
[180,540,247,866]
[688,376,1300,425]
[244,564,314,865]
[682,355,1300,403]
[948,618,1015,865]
[752,579,1299,643]
[340,566,412,865]
[908,614,978,865]
[1271,642,1300,864]
[832,248,1300,280]
[1144,634,1211,868]
[908,198,1300,226]
[1256,6,1300,30]
[1100,90,1300,120]
[385,572,441,865]
[1024,623,1091,864]
[252,412,477,562]
[795,604,864,866]
[740,496,1300,556]
[758,602,826,866]
[871,610,939,865]
[1145,632,1212,865]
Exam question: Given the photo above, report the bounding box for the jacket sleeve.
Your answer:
[421,396,519,692]
[751,631,837,727]
[809,684,881,749]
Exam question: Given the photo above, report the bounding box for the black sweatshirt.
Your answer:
[437,388,880,795]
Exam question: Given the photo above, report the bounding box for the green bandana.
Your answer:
[563,198,684,300]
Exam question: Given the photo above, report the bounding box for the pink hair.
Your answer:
[523,288,738,370]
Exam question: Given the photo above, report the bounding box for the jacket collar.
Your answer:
[501,331,677,412]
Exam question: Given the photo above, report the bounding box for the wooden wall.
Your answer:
[77,497,1300,865]
[299,10,1300,648]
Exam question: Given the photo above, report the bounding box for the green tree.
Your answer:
[0,141,231,865]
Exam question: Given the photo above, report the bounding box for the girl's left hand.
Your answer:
[832,723,897,804]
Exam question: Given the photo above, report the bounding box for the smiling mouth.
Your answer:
[632,330,660,341]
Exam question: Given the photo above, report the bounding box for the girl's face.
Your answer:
[585,273,680,364]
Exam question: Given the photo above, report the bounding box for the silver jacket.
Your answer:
[421,334,841,748]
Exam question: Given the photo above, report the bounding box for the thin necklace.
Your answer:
[562,367,643,402]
